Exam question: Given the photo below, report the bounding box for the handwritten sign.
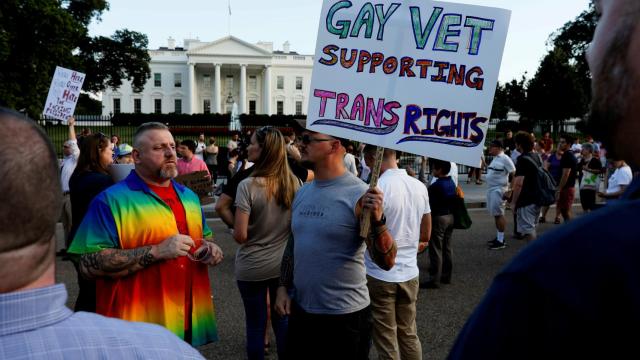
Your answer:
[307,0,511,166]
[175,171,214,205]
[43,66,85,123]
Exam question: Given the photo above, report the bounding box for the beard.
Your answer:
[158,163,178,179]
[587,18,636,161]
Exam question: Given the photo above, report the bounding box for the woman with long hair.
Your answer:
[69,132,114,312]
[233,126,300,359]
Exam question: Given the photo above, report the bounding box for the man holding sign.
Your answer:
[275,128,396,359]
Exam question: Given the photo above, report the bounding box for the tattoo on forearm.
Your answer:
[80,246,156,278]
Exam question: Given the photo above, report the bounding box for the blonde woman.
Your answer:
[233,126,300,359]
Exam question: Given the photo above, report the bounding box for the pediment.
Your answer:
[188,36,271,57]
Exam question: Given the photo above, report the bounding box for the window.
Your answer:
[295,101,303,115]
[203,99,211,114]
[154,73,162,87]
[249,100,256,115]
[174,99,182,114]
[249,76,257,91]
[154,99,162,114]
[276,76,284,90]
[113,98,121,114]
[134,99,141,114]
[277,101,284,115]
[203,74,211,89]
[296,76,303,90]
[174,73,182,87]
[225,75,234,92]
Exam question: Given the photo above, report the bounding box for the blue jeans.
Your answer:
[237,278,288,360]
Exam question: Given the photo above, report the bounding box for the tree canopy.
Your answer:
[490,4,596,134]
[0,0,150,117]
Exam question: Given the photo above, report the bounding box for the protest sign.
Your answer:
[175,171,215,205]
[307,0,511,166]
[43,66,86,123]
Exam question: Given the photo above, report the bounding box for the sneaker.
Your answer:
[488,239,507,250]
[487,237,497,245]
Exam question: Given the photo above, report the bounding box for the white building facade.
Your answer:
[102,36,314,117]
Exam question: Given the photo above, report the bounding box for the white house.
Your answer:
[101,36,314,116]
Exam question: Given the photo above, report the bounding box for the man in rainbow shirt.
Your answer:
[69,122,223,346]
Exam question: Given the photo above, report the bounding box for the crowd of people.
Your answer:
[2,1,640,358]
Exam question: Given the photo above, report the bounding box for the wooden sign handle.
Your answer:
[360,146,385,238]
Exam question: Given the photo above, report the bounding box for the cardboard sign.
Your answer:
[43,66,86,123]
[307,0,511,166]
[175,171,214,205]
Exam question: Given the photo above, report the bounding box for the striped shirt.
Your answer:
[0,284,203,359]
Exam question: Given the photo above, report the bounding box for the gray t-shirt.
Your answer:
[291,172,369,314]
[234,177,292,281]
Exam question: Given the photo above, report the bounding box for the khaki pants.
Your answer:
[60,193,72,248]
[367,276,422,360]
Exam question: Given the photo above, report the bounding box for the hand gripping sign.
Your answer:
[307,0,511,167]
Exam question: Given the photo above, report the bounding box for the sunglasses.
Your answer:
[301,134,335,145]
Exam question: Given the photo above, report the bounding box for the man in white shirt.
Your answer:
[194,133,207,161]
[485,140,516,250]
[363,145,431,359]
[59,116,79,251]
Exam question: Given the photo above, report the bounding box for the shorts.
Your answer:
[486,188,506,216]
[517,204,541,235]
[557,187,576,211]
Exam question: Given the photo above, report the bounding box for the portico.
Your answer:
[186,36,273,115]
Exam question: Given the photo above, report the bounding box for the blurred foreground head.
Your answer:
[586,0,640,164]
[0,108,61,292]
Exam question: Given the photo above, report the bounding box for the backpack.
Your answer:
[520,154,557,207]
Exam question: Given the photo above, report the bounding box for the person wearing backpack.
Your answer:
[509,132,544,242]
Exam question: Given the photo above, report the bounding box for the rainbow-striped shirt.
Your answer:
[69,170,218,346]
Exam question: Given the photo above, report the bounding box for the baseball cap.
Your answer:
[118,143,133,156]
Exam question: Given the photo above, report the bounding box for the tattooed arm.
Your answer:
[79,234,195,279]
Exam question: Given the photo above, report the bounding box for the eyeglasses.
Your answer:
[301,134,335,145]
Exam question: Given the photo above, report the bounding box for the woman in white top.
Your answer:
[233,126,300,359]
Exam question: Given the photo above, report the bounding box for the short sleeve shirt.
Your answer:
[234,177,294,281]
[486,153,516,189]
[515,152,542,208]
[560,151,578,189]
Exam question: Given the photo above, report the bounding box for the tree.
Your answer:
[550,4,597,107]
[0,0,150,117]
[525,47,587,134]
[504,75,527,116]
[490,82,509,121]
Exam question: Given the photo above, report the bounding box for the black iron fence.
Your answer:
[42,114,580,175]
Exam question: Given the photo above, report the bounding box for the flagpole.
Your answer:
[228,0,231,35]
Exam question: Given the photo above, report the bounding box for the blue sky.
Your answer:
[89,0,592,83]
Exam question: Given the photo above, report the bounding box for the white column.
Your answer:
[188,63,196,114]
[240,64,247,114]
[263,65,271,115]
[214,63,221,113]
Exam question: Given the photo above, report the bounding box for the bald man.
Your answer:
[0,108,203,359]
[449,1,640,358]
